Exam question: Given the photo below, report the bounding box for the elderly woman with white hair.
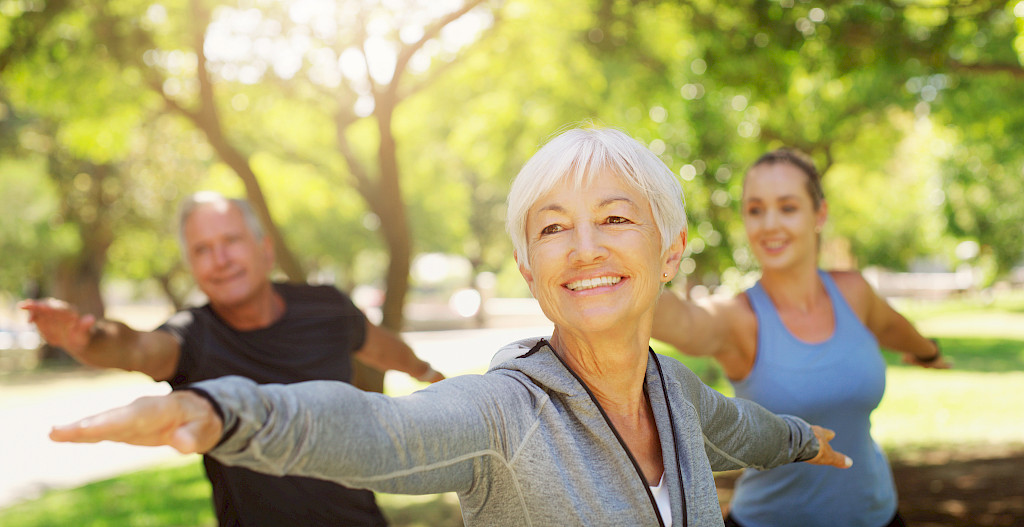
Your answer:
[51,126,851,526]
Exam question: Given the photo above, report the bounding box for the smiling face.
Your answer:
[182,201,275,311]
[518,171,684,335]
[741,161,827,272]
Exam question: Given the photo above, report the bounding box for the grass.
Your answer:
[0,459,467,527]
[0,459,216,527]
[2,291,1022,527]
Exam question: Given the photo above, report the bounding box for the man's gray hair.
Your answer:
[505,126,687,269]
[178,191,265,253]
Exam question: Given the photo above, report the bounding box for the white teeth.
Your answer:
[566,276,622,291]
[764,241,785,250]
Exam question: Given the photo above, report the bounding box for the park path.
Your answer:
[0,324,553,509]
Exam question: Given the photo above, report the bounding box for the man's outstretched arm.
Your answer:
[353,321,445,383]
[20,298,181,381]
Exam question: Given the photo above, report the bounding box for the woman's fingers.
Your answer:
[50,392,222,454]
[806,425,853,469]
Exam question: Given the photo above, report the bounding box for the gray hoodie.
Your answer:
[196,338,819,526]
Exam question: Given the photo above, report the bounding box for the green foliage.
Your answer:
[0,156,76,293]
[2,0,1024,306]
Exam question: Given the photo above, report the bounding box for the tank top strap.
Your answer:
[816,269,859,334]
[744,280,780,325]
[742,279,795,369]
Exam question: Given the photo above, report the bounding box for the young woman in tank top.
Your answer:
[652,148,950,527]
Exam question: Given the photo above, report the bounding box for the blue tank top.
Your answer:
[728,270,897,527]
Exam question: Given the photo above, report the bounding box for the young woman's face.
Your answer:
[741,162,826,271]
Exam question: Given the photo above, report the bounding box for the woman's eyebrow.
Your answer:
[599,196,638,209]
[535,196,635,214]
[536,203,567,214]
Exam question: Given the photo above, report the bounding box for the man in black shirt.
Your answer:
[23,192,444,526]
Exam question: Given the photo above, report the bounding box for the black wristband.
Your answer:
[917,338,941,364]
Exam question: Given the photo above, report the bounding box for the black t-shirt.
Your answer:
[159,283,387,526]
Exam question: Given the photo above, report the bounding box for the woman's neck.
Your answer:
[550,325,651,416]
[549,326,664,485]
[759,265,826,314]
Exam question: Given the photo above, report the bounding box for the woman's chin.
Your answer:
[556,310,637,336]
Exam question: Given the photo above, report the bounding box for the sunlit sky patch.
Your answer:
[198,0,492,98]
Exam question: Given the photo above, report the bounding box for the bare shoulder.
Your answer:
[724,292,757,347]
[827,269,875,319]
[653,289,750,359]
[717,291,754,320]
[694,292,756,339]
[710,293,758,379]
[829,269,870,288]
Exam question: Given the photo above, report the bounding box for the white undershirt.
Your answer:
[650,473,672,525]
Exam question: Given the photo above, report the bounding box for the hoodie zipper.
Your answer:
[546,341,686,527]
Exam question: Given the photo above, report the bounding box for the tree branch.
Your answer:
[399,7,506,100]
[388,0,489,99]
[334,113,381,213]
[949,59,1024,79]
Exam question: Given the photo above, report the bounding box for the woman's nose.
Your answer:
[570,224,608,263]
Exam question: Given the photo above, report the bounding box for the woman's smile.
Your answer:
[564,275,624,292]
[519,170,674,334]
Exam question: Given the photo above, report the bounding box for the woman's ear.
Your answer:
[662,230,687,282]
[515,251,536,290]
[815,200,829,233]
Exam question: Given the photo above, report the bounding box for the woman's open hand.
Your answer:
[50,390,223,455]
[805,425,853,469]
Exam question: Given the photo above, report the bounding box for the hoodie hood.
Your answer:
[488,336,666,403]
[487,336,548,370]
[487,336,607,399]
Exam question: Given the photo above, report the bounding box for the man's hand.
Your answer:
[50,391,224,455]
[804,425,853,469]
[19,298,96,358]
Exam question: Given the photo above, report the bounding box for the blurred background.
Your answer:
[1,0,1023,525]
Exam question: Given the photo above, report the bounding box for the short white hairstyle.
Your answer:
[506,126,687,269]
[177,191,265,253]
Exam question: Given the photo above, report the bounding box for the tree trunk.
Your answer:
[41,163,114,365]
[44,228,110,364]
[351,98,412,394]
[375,99,412,333]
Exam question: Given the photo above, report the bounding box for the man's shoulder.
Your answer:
[274,282,364,322]
[159,304,206,332]
[274,282,350,302]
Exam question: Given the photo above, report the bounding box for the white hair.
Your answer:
[177,191,265,253]
[505,126,687,269]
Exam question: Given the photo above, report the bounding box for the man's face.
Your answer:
[182,202,274,310]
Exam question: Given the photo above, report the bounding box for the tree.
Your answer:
[574,0,1024,283]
